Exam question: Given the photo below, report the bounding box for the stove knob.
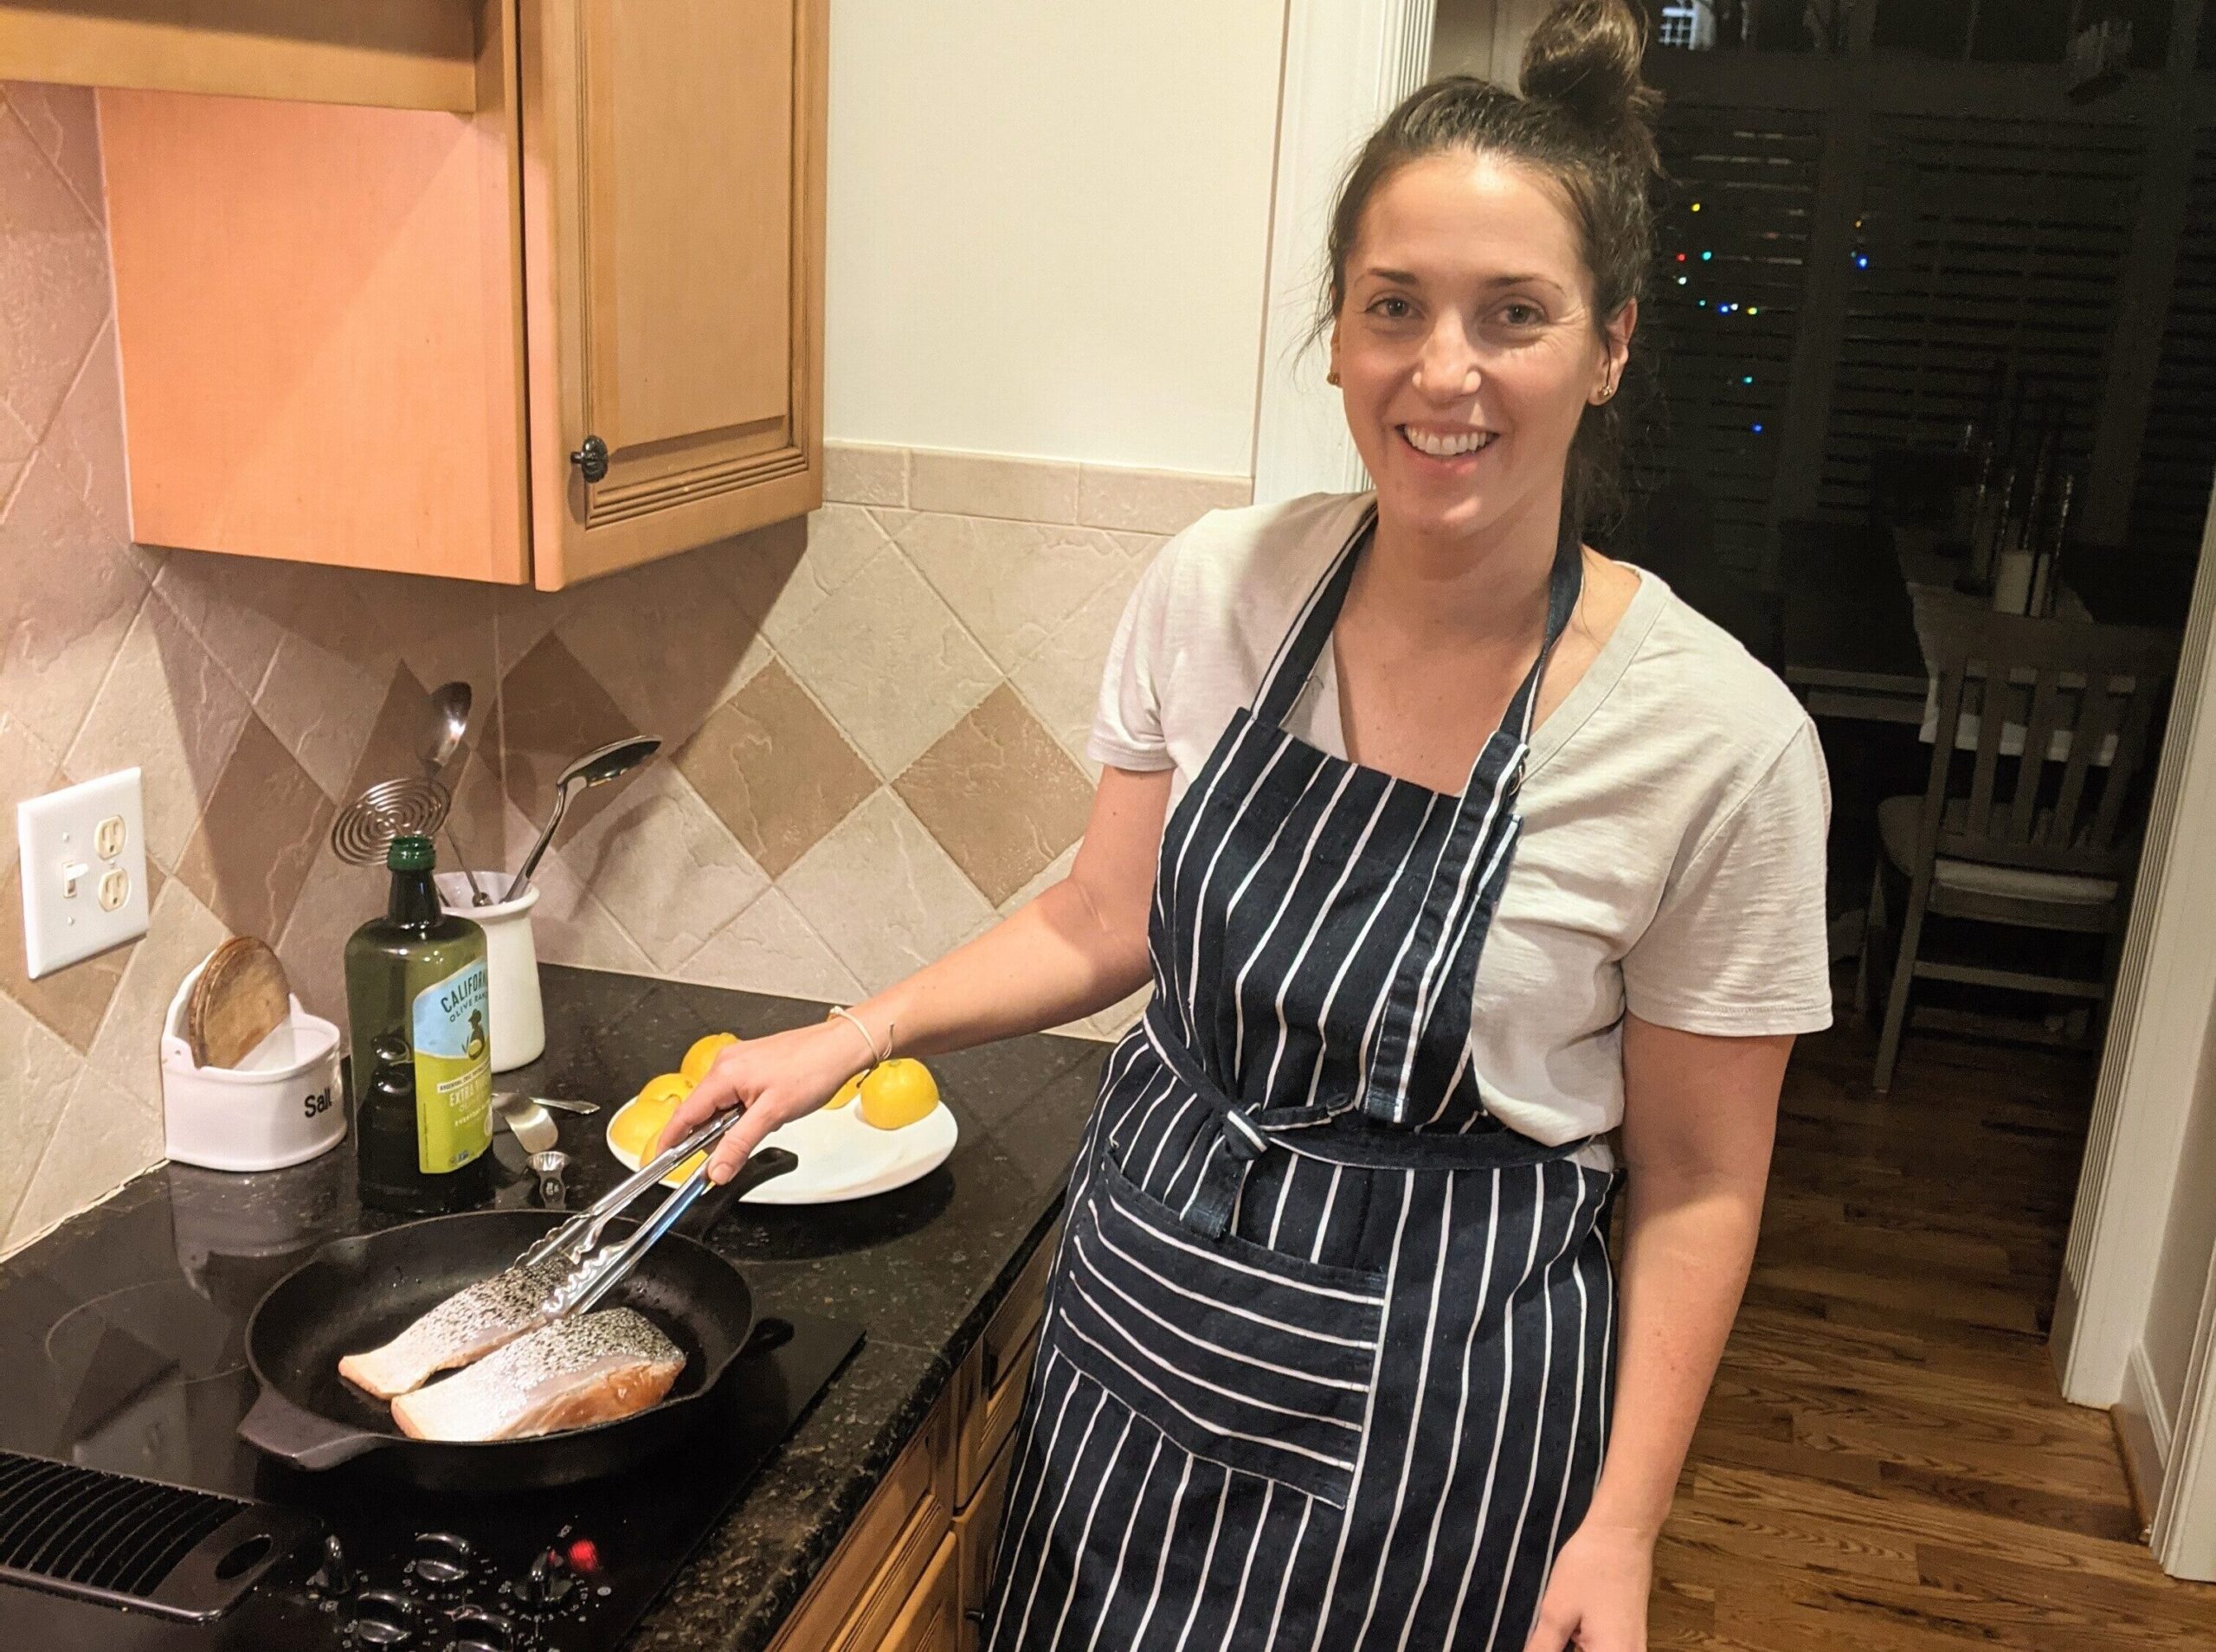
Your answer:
[409,1531,474,1592]
[512,1552,577,1613]
[439,1607,518,1652]
[308,1533,353,1595]
[348,1589,419,1648]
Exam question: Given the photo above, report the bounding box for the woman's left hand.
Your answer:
[1521,1519,1652,1651]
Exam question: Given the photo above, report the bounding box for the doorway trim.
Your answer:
[1248,0,1435,504]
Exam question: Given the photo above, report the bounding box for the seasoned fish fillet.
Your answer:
[338,1257,570,1399]
[389,1308,685,1443]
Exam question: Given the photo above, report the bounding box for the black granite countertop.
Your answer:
[0,966,1104,1652]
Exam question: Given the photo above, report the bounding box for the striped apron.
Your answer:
[982,509,1623,1652]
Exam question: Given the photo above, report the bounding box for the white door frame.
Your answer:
[1248,0,1436,504]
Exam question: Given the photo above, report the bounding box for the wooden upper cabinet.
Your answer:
[519,0,825,587]
[93,0,824,588]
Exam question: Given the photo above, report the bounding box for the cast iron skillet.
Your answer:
[238,1150,796,1492]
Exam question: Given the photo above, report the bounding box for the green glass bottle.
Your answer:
[345,834,494,1213]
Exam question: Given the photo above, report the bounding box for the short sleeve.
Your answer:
[1085,543,1178,772]
[1620,721,1833,1037]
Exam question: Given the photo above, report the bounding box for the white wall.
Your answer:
[1429,0,1553,86]
[823,1,1289,477]
[2148,1016,2216,1428]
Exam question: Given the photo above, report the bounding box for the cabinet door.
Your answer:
[519,0,825,588]
[883,1534,960,1652]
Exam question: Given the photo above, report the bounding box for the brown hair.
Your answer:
[1320,0,1663,530]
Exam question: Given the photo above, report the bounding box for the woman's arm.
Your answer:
[662,765,1173,1180]
[1525,1012,1790,1652]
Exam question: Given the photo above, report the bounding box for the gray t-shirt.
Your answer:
[1088,492,1833,1170]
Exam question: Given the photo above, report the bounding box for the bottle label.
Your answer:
[410,961,493,1173]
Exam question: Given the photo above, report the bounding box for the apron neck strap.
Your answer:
[1253,505,1586,762]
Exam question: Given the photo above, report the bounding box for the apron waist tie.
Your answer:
[1141,1007,1591,1240]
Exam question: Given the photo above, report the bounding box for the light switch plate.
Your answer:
[17,768,151,980]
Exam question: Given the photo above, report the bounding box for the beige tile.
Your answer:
[3,83,104,225]
[777,790,995,994]
[1009,566,1138,768]
[551,537,772,749]
[273,844,383,1029]
[776,543,999,777]
[673,659,876,878]
[555,765,770,973]
[1113,531,1169,563]
[745,506,890,649]
[896,513,1127,671]
[173,713,336,945]
[254,629,389,804]
[5,1062,163,1254]
[0,450,151,755]
[151,548,294,701]
[87,874,228,1110]
[909,449,1080,524]
[44,316,131,544]
[0,991,83,1244]
[499,633,651,845]
[1060,983,1152,1043]
[0,96,109,441]
[0,860,126,1051]
[0,711,61,877]
[501,804,657,980]
[823,442,908,508]
[65,588,252,871]
[894,687,1095,907]
[1076,464,1250,536]
[1000,842,1080,918]
[680,889,863,1004]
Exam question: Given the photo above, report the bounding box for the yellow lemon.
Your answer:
[680,1032,738,1084]
[610,1095,680,1161]
[858,1059,939,1131]
[636,1071,692,1109]
[827,1071,865,1110]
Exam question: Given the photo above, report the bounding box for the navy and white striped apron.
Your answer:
[983,508,1623,1652]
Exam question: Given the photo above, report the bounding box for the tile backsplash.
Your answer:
[0,83,1247,1256]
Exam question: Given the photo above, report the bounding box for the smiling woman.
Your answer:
[656,3,1833,1649]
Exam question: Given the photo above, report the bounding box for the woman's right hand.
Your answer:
[654,1019,870,1183]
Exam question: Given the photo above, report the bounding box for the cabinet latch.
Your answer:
[570,434,609,484]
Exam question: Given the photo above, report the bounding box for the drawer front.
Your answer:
[884,1533,960,1652]
[956,1437,1018,1652]
[957,1227,1057,1505]
[768,1389,954,1652]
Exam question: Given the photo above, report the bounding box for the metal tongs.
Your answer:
[519,1110,748,1321]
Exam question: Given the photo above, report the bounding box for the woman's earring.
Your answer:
[1595,379,1616,403]
[1326,368,1341,387]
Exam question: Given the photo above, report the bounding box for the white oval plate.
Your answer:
[603,1095,958,1205]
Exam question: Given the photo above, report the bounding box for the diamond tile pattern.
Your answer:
[0,69,1248,1259]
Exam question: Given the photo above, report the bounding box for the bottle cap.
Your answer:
[387,834,436,871]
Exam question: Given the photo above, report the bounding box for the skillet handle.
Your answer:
[675,1147,799,1237]
[238,1383,384,1470]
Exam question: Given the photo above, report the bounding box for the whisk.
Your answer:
[330,776,453,866]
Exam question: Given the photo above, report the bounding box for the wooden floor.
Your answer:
[1652,1019,2216,1649]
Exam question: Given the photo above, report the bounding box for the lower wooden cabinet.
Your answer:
[770,1237,1051,1650]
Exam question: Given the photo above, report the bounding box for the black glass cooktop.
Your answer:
[0,1149,860,1651]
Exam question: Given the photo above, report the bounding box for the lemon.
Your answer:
[680,1032,738,1084]
[827,1071,865,1109]
[636,1071,692,1110]
[858,1059,939,1131]
[610,1095,680,1161]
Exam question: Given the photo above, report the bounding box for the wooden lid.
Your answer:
[186,937,293,1070]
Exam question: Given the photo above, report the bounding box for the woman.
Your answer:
[666,3,1830,1646]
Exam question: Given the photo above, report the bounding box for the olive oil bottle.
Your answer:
[345,834,493,1212]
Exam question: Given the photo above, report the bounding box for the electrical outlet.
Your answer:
[17,768,151,980]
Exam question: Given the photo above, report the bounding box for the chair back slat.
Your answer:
[2011,672,2066,842]
[1921,607,2181,879]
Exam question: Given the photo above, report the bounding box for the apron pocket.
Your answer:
[1053,1156,1384,1506]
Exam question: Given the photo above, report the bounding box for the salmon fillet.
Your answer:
[338,1256,571,1399]
[389,1308,686,1442]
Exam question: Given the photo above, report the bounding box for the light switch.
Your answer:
[17,768,151,980]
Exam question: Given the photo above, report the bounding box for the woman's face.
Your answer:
[1330,151,1633,550]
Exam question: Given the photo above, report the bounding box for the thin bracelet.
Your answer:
[828,1006,886,1067]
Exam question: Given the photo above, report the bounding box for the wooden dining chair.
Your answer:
[1855,607,2181,1091]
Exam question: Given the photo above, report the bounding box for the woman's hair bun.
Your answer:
[1519,0,1663,177]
